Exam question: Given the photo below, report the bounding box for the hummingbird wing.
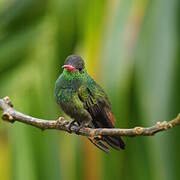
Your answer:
[78,80,125,150]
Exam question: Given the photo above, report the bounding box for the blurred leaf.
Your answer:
[0,0,48,33]
[135,0,178,179]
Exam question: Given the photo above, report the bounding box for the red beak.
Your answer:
[62,64,76,72]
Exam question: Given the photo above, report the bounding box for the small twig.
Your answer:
[0,96,180,137]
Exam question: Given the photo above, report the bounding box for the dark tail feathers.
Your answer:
[104,136,125,150]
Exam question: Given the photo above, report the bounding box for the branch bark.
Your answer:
[0,96,180,138]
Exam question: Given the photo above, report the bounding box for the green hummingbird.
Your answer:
[55,55,125,152]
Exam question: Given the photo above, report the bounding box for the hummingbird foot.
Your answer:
[67,120,78,133]
[74,121,89,135]
[74,125,84,135]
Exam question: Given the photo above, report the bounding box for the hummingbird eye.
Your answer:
[78,67,84,73]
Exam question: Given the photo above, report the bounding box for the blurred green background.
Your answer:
[0,0,180,180]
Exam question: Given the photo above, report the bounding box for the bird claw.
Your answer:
[74,126,83,135]
[74,122,89,135]
[67,120,89,135]
[67,120,77,133]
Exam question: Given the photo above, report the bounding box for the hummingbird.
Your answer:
[55,55,125,152]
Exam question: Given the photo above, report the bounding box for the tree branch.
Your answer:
[0,96,180,138]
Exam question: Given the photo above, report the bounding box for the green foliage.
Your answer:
[0,0,179,180]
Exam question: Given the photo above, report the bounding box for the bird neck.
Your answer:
[62,69,81,80]
[55,69,89,91]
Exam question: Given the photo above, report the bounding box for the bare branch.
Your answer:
[0,96,180,138]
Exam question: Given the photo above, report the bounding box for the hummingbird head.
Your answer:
[62,55,85,73]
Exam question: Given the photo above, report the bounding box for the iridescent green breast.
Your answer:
[55,72,89,120]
